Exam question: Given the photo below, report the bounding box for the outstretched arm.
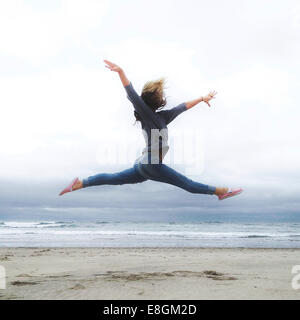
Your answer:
[104,59,140,104]
[185,91,217,109]
[161,90,218,124]
[103,59,160,125]
[104,59,130,87]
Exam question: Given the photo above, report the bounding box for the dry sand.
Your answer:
[0,248,299,300]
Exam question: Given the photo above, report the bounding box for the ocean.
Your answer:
[0,221,300,248]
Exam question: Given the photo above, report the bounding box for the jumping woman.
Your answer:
[59,59,243,200]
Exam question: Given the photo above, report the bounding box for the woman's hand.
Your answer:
[104,59,130,87]
[104,59,122,73]
[202,90,217,107]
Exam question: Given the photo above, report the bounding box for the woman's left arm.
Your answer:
[104,59,130,87]
[103,59,158,123]
[104,59,139,102]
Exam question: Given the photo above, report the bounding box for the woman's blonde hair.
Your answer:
[134,77,167,123]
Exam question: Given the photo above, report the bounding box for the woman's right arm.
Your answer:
[185,91,217,109]
[185,97,204,109]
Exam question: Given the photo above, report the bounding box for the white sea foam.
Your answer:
[0,221,299,248]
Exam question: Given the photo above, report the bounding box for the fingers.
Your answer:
[209,90,217,98]
[105,65,113,71]
[104,60,117,71]
[207,91,217,100]
[203,90,217,107]
[103,59,114,66]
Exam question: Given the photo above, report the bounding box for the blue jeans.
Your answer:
[83,163,216,195]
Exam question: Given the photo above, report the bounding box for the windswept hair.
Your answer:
[134,77,167,123]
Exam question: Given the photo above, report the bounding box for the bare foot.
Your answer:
[72,180,83,191]
[214,187,229,196]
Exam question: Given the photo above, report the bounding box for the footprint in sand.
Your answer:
[0,256,10,261]
[70,283,86,290]
[11,280,40,286]
[16,273,33,278]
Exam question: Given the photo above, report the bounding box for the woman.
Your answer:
[59,60,242,200]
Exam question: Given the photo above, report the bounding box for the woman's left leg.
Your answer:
[136,163,216,195]
[82,166,147,188]
[59,166,147,195]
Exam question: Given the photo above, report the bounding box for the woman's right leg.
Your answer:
[136,163,217,195]
[82,166,147,188]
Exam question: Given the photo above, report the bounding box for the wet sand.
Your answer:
[0,248,299,300]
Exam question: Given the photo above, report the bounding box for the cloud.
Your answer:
[0,0,110,62]
[0,0,299,220]
[1,179,300,222]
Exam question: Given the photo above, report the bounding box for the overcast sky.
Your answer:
[0,0,299,222]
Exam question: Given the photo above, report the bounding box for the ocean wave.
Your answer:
[0,229,289,239]
[0,221,300,248]
[0,221,76,229]
[240,235,271,238]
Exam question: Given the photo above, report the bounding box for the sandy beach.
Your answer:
[0,248,299,300]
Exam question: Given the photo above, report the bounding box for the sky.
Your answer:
[0,0,300,222]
